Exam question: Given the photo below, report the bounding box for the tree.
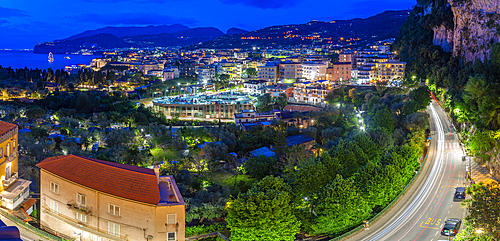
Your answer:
[245,68,257,77]
[309,174,371,235]
[256,93,272,111]
[372,107,395,133]
[244,155,278,179]
[226,176,300,241]
[462,183,500,239]
[25,107,45,120]
[276,93,288,110]
[375,81,388,93]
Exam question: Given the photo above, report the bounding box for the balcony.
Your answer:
[3,172,18,188]
[67,203,92,215]
[5,152,17,163]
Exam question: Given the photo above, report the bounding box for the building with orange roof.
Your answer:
[0,120,31,211]
[37,155,185,241]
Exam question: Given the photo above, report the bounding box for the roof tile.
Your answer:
[37,155,161,205]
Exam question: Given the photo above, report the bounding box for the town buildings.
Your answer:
[243,80,267,95]
[153,92,255,120]
[37,155,185,241]
[326,62,352,83]
[257,62,279,84]
[301,61,328,81]
[293,83,338,104]
[0,121,31,211]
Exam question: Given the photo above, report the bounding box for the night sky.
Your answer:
[0,0,416,49]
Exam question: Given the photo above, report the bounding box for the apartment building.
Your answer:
[301,61,328,81]
[196,66,216,84]
[279,62,302,80]
[293,84,336,104]
[0,121,31,211]
[326,62,352,83]
[243,80,267,95]
[38,155,185,241]
[257,62,279,84]
[375,61,406,81]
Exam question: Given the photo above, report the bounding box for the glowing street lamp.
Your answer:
[476,229,483,234]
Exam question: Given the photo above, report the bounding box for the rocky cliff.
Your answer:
[433,0,500,62]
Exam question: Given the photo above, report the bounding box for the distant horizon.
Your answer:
[0,0,415,49]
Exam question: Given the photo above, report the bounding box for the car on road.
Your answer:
[441,219,461,236]
[454,187,466,200]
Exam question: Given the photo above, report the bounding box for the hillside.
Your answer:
[191,10,410,49]
[64,24,189,40]
[34,33,132,54]
[33,27,224,54]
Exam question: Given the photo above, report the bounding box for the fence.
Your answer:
[0,208,65,241]
[329,143,431,241]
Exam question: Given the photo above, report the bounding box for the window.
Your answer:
[89,234,102,241]
[167,214,177,224]
[13,139,16,149]
[6,142,10,156]
[50,182,59,194]
[49,199,58,214]
[77,193,86,207]
[0,148,2,157]
[108,222,120,237]
[167,232,176,241]
[76,212,87,223]
[109,204,120,216]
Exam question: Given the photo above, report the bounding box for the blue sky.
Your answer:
[0,0,416,49]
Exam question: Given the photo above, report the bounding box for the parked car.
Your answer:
[454,187,466,200]
[441,219,461,236]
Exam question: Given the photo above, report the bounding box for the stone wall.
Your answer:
[432,0,500,62]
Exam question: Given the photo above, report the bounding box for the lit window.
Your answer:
[50,199,58,214]
[76,212,87,223]
[108,222,120,237]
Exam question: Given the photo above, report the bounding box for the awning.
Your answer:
[1,179,31,200]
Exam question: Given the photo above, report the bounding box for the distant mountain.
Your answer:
[34,33,132,54]
[123,27,224,48]
[192,10,410,49]
[34,27,224,54]
[64,24,189,40]
[227,28,248,35]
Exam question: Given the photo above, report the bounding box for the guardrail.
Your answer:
[0,208,65,241]
[330,140,431,241]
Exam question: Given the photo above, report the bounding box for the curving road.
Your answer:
[346,101,467,241]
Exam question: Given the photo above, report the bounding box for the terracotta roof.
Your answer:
[21,198,37,210]
[37,155,161,205]
[0,121,17,136]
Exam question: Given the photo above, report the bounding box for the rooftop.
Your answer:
[286,134,315,147]
[37,155,162,205]
[249,147,275,158]
[153,92,254,105]
[0,121,17,136]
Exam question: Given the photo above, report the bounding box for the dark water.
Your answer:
[0,50,100,70]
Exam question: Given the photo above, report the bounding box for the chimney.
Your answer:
[154,164,160,184]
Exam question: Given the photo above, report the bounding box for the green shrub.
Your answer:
[185,223,228,237]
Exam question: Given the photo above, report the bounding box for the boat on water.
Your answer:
[64,56,70,59]
[48,52,54,63]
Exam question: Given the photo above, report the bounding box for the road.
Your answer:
[346,101,467,241]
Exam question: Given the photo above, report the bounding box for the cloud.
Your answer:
[220,0,302,9]
[73,12,198,26]
[0,20,8,25]
[0,7,29,18]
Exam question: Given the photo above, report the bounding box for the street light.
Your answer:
[476,229,483,234]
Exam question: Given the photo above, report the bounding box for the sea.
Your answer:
[0,50,101,70]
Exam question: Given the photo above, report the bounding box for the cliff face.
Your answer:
[433,0,500,62]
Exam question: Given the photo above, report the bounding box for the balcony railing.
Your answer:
[4,172,18,188]
[5,152,17,163]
